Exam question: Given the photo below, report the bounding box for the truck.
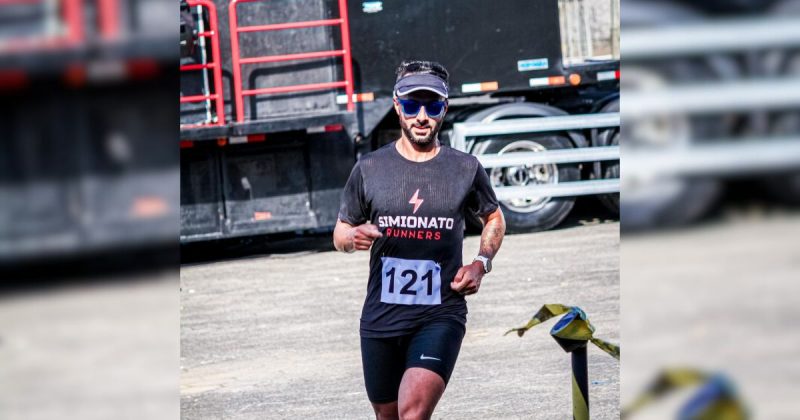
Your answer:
[0,0,178,265]
[179,0,621,242]
[621,0,800,229]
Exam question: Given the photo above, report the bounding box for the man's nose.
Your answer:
[416,106,430,122]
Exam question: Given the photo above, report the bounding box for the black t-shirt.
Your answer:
[338,141,499,338]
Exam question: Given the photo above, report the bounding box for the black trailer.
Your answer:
[0,0,178,263]
[179,0,620,241]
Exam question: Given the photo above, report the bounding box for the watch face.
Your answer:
[475,256,491,273]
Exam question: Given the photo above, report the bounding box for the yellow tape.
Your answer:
[506,303,573,335]
[621,368,748,420]
[506,304,620,360]
[622,368,708,418]
[590,337,620,360]
[572,371,589,420]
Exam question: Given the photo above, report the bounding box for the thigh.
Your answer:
[397,367,446,420]
[404,318,466,385]
[361,336,408,404]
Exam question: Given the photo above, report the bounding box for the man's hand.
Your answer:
[349,223,382,251]
[450,261,485,296]
[333,220,383,253]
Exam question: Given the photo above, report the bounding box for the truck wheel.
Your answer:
[758,0,800,205]
[595,98,620,214]
[472,134,580,232]
[597,131,620,213]
[760,113,800,205]
[620,67,723,230]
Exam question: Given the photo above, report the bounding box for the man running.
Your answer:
[333,60,506,420]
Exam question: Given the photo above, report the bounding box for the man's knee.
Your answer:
[397,368,445,420]
[372,401,399,420]
[398,399,428,420]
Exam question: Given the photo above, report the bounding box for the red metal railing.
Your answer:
[96,0,120,40]
[228,0,354,123]
[180,0,225,127]
[0,0,84,52]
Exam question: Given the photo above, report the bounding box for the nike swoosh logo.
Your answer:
[420,354,441,361]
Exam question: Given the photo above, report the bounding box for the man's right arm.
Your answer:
[333,220,382,253]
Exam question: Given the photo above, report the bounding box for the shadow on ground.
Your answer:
[180,196,620,266]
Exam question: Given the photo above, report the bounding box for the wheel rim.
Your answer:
[489,140,559,213]
[621,67,692,208]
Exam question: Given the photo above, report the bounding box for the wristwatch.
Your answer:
[473,255,492,274]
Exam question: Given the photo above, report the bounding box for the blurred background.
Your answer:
[620,0,800,418]
[0,0,179,418]
[5,0,799,418]
[178,0,620,418]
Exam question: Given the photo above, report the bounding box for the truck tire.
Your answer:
[759,0,800,205]
[462,103,585,232]
[595,98,620,214]
[760,114,800,205]
[620,67,725,230]
[597,131,620,213]
[471,134,580,232]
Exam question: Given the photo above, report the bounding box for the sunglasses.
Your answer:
[397,99,446,119]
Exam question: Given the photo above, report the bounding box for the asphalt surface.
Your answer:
[180,213,620,419]
[0,272,179,420]
[621,214,800,419]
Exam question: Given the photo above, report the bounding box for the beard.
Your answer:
[400,118,441,148]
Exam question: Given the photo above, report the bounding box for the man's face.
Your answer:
[394,90,448,147]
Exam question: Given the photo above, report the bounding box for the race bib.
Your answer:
[380,257,442,305]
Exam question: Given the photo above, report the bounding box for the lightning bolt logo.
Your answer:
[408,189,424,214]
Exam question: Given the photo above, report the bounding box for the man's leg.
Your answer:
[362,336,407,419]
[397,367,445,420]
[398,319,466,420]
[371,401,399,420]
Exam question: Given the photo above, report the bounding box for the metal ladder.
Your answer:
[227,0,355,123]
[179,0,225,128]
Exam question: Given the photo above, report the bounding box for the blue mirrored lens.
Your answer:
[399,100,422,116]
[399,100,445,118]
[425,101,444,117]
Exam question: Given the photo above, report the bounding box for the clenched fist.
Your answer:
[450,261,485,296]
[349,223,382,251]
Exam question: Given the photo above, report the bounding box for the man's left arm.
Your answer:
[450,207,506,295]
[477,207,506,260]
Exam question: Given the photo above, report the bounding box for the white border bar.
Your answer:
[477,146,619,167]
[623,137,800,178]
[623,18,800,59]
[493,179,619,199]
[624,79,800,119]
[451,113,620,152]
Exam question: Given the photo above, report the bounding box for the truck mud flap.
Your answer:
[84,87,180,246]
[181,146,224,239]
[306,131,355,228]
[220,141,316,236]
[0,92,82,261]
[0,182,80,262]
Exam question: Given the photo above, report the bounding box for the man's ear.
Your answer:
[392,98,401,116]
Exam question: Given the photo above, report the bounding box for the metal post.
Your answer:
[571,345,589,420]
[511,306,618,419]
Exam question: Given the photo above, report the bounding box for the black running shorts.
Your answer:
[360,318,466,403]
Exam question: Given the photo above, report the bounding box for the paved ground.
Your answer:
[621,214,800,419]
[180,218,620,419]
[0,272,179,420]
